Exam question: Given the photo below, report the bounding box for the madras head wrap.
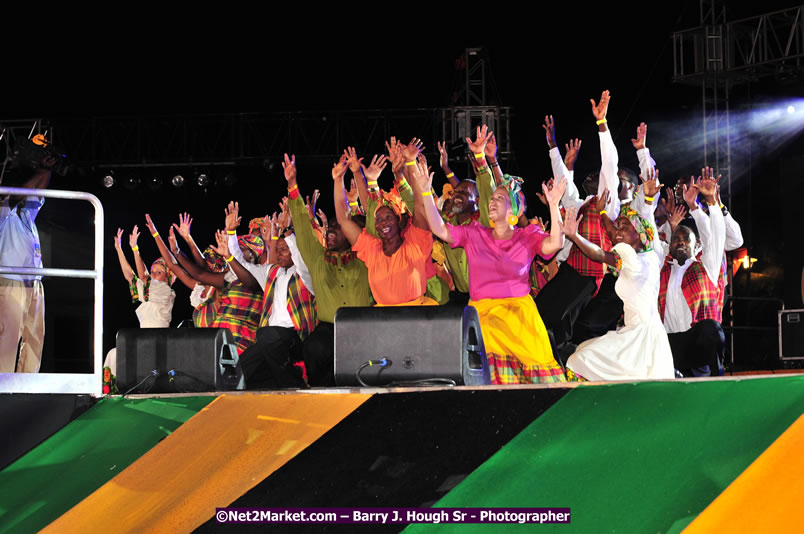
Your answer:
[203,247,227,273]
[498,174,526,217]
[441,183,454,199]
[373,188,409,219]
[150,257,176,286]
[248,217,268,234]
[238,234,265,260]
[619,205,655,252]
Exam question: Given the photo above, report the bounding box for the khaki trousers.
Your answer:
[0,277,45,373]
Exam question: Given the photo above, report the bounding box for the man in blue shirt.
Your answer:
[0,154,54,372]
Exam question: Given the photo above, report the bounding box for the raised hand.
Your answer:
[564,138,582,170]
[114,228,124,250]
[331,153,349,181]
[698,166,719,203]
[260,212,276,244]
[437,140,450,171]
[305,189,320,221]
[590,90,611,122]
[144,214,158,236]
[484,133,498,160]
[465,124,491,154]
[173,212,193,241]
[128,225,140,248]
[641,167,663,199]
[542,115,557,149]
[269,213,280,240]
[168,226,180,254]
[595,188,611,214]
[363,154,388,182]
[210,229,231,258]
[282,153,297,187]
[559,206,583,241]
[401,137,423,162]
[662,187,676,211]
[345,178,359,204]
[530,216,547,230]
[631,122,647,150]
[278,197,291,228]
[224,201,241,232]
[668,203,687,231]
[385,137,405,174]
[536,178,554,206]
[344,146,363,173]
[683,177,700,210]
[543,176,567,207]
[409,158,433,192]
[316,209,328,231]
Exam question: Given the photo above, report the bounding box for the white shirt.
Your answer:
[550,129,621,265]
[656,205,726,333]
[227,234,314,329]
[0,196,44,281]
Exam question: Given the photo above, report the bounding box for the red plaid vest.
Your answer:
[658,256,723,325]
[260,265,317,339]
[566,202,612,294]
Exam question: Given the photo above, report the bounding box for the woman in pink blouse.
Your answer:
[408,158,568,384]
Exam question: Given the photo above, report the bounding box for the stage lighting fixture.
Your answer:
[147,176,163,191]
[197,173,210,187]
[222,172,236,187]
[171,174,185,188]
[788,105,796,114]
[123,176,141,191]
[102,173,115,188]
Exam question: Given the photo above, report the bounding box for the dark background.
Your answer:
[3,0,802,371]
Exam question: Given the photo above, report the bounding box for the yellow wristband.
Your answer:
[151,232,159,238]
[596,118,607,126]
[405,160,417,167]
[445,172,455,179]
[227,230,236,235]
[644,195,654,202]
[224,255,234,263]
[271,236,279,241]
[599,210,608,216]
[131,245,139,252]
[474,153,484,159]
[720,203,725,210]
[288,184,298,192]
[421,191,433,197]
[349,201,358,206]
[367,180,378,187]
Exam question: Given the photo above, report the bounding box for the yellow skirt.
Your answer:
[470,295,565,384]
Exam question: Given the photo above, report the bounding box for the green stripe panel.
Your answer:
[405,377,804,533]
[0,395,215,534]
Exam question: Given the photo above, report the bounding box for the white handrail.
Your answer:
[0,186,104,396]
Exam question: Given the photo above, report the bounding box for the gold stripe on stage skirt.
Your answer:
[469,294,566,384]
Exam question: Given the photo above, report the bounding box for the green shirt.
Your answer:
[289,194,371,323]
[439,163,494,293]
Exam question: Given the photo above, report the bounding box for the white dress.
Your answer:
[566,242,675,381]
[133,277,175,328]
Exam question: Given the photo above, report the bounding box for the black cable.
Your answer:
[387,378,457,387]
[355,358,457,388]
[122,369,160,396]
[355,358,391,387]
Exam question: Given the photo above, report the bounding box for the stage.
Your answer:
[1,374,803,533]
